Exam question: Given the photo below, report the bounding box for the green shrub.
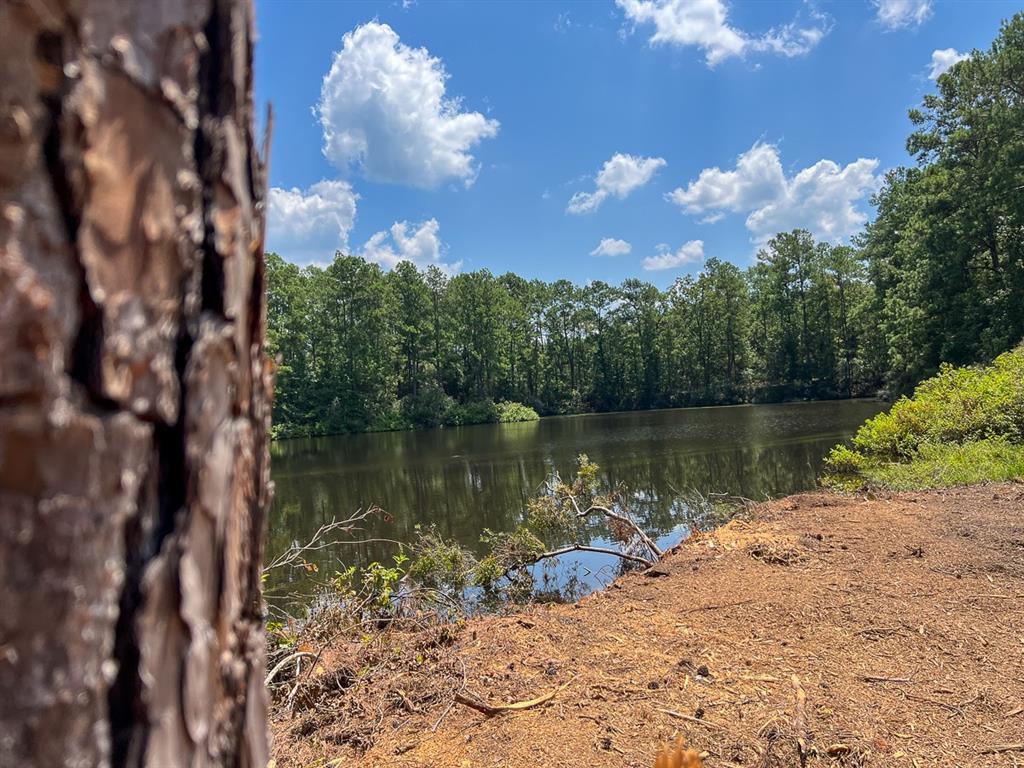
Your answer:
[400,384,456,429]
[367,409,413,433]
[823,444,867,474]
[331,552,409,613]
[495,400,540,423]
[444,399,499,426]
[824,347,1024,490]
[851,347,1024,459]
[407,526,473,593]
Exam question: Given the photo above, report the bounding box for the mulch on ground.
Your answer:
[271,483,1024,767]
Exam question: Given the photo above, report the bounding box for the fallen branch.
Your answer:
[656,708,726,730]
[265,651,316,686]
[528,545,654,569]
[454,679,573,717]
[862,675,912,684]
[980,744,1024,754]
[262,506,386,573]
[680,599,754,613]
[792,674,809,765]
[577,502,664,559]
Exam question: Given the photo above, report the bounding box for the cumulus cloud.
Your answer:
[667,142,879,245]
[317,22,499,188]
[668,142,784,215]
[874,0,932,29]
[929,48,968,80]
[590,238,633,257]
[266,180,358,263]
[616,0,831,67]
[360,219,460,273]
[643,240,705,271]
[567,153,666,214]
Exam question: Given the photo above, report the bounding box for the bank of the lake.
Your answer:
[271,481,1024,767]
[266,399,885,601]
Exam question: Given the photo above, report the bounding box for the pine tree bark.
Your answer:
[0,1,271,765]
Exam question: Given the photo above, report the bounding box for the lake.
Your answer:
[266,399,884,603]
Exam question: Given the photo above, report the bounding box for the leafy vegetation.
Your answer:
[267,241,884,438]
[866,15,1024,391]
[855,439,1024,491]
[495,400,540,423]
[267,15,1024,439]
[824,347,1024,490]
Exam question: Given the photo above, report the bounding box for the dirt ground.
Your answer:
[271,483,1024,767]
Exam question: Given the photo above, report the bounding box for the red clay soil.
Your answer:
[271,483,1024,767]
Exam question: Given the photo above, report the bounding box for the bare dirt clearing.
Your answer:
[272,483,1024,767]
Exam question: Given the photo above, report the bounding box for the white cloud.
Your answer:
[929,48,968,80]
[643,240,704,271]
[266,180,358,263]
[668,142,784,215]
[616,0,831,67]
[750,11,831,58]
[668,142,879,244]
[567,153,666,214]
[360,218,460,273]
[590,238,633,257]
[874,0,932,29]
[317,22,499,188]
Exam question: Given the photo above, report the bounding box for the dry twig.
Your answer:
[792,674,809,764]
[454,679,573,717]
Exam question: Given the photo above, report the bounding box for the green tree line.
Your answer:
[267,14,1024,438]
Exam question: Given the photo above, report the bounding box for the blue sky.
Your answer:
[255,0,1017,286]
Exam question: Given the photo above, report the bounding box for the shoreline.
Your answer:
[271,481,1024,766]
[270,395,889,443]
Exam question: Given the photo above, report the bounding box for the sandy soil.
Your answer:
[271,483,1024,767]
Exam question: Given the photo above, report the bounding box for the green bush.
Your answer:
[825,346,1024,490]
[823,444,866,474]
[495,401,540,423]
[850,347,1024,459]
[400,384,456,429]
[367,409,413,433]
[444,399,499,426]
[270,396,539,439]
[407,525,473,593]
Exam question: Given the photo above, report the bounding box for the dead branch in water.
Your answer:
[262,506,387,574]
[558,488,664,558]
[527,544,655,569]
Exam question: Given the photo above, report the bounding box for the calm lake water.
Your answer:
[266,399,884,602]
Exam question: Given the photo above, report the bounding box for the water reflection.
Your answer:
[267,400,884,601]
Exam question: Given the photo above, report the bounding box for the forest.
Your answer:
[267,14,1024,438]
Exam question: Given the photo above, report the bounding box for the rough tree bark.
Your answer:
[0,0,272,765]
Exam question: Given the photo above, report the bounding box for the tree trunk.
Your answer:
[0,1,271,765]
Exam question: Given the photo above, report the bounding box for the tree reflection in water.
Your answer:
[266,400,885,603]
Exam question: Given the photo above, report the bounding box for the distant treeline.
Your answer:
[267,15,1024,438]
